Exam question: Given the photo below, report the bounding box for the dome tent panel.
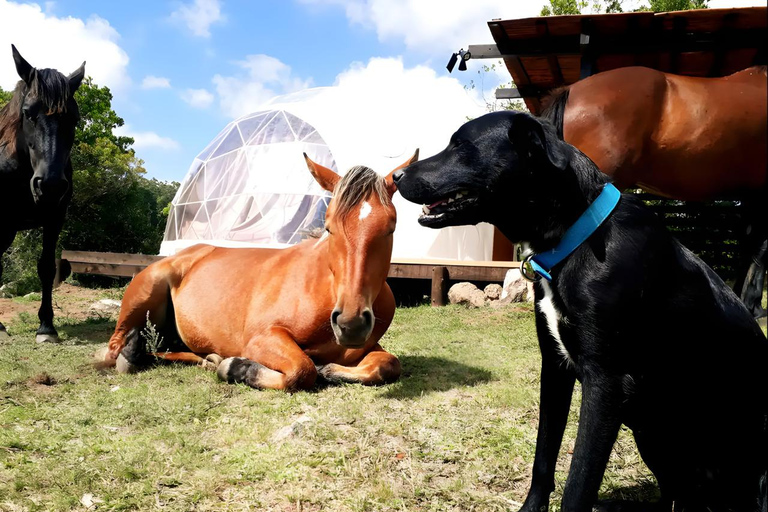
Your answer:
[160,109,336,255]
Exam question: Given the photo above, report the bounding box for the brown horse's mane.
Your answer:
[0,68,71,156]
[332,165,390,220]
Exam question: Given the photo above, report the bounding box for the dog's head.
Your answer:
[394,111,585,244]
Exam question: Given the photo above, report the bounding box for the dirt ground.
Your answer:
[0,283,120,325]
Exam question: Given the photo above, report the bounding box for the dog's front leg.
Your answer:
[560,373,623,511]
[520,353,576,512]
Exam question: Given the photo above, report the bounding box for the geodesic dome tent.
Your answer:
[161,87,495,261]
[161,109,334,253]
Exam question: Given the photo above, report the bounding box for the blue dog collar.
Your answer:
[522,183,621,282]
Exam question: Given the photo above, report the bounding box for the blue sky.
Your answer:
[0,0,762,182]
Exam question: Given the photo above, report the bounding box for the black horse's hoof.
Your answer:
[36,333,60,343]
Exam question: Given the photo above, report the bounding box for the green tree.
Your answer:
[0,88,12,107]
[540,0,706,14]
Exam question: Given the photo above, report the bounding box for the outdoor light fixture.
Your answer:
[446,48,471,73]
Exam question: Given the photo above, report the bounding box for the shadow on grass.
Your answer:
[597,480,662,510]
[59,318,115,345]
[380,355,495,399]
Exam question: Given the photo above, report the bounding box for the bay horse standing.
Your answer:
[0,45,85,342]
[541,65,767,318]
[101,151,418,390]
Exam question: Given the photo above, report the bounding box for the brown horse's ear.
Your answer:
[384,148,419,196]
[12,44,34,85]
[304,153,340,192]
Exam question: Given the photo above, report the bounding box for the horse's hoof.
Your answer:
[200,354,222,371]
[205,354,223,366]
[116,353,141,374]
[36,333,60,343]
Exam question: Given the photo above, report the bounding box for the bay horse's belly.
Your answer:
[169,246,335,358]
[564,66,767,201]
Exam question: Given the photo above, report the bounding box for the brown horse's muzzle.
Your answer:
[331,308,374,347]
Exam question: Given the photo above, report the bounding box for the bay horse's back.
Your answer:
[548,65,767,200]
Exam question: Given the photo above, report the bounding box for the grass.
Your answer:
[0,292,693,512]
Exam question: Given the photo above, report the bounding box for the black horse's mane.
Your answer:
[0,68,71,155]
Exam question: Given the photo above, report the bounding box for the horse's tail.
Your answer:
[540,86,570,140]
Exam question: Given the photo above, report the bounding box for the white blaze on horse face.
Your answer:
[359,201,372,221]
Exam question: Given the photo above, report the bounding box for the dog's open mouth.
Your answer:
[418,189,479,227]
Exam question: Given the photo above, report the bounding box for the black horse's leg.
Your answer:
[36,220,63,343]
[741,239,767,319]
[735,196,768,319]
[0,229,18,338]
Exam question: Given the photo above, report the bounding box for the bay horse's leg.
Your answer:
[217,328,317,391]
[152,352,222,371]
[106,265,174,361]
[36,220,64,343]
[0,229,18,338]
[316,345,401,385]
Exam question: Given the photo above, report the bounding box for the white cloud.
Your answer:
[212,54,312,118]
[181,88,215,108]
[170,0,225,38]
[0,0,130,91]
[141,75,172,90]
[115,125,180,151]
[298,0,546,54]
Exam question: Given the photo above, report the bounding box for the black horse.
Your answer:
[0,45,84,343]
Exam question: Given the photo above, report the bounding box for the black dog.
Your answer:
[393,111,768,512]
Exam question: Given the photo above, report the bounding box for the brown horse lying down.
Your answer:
[101,151,418,391]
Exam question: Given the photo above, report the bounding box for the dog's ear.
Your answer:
[508,114,569,171]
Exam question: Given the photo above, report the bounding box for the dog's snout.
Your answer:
[392,170,404,183]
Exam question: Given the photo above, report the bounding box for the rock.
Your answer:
[89,299,121,316]
[484,284,502,301]
[501,269,528,302]
[526,280,535,302]
[448,282,479,305]
[272,414,313,443]
[469,289,487,308]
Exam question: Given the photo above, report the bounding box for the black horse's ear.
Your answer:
[508,114,568,171]
[68,62,86,93]
[11,44,34,85]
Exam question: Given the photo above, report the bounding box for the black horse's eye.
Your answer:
[22,108,33,120]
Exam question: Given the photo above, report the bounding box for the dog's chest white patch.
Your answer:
[359,201,372,220]
[537,281,574,367]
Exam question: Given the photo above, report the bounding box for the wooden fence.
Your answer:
[60,250,521,307]
[637,193,743,280]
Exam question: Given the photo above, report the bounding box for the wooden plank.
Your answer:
[62,250,164,266]
[431,266,448,307]
[445,266,512,282]
[69,262,148,278]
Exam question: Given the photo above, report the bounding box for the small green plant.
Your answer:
[141,311,164,356]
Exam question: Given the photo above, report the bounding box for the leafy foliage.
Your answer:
[540,0,706,15]
[0,79,179,294]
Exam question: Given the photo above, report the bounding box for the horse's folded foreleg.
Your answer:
[316,345,401,386]
[217,328,317,391]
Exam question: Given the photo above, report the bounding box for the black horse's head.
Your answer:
[11,45,85,206]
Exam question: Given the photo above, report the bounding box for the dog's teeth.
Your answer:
[447,197,454,204]
[422,205,431,215]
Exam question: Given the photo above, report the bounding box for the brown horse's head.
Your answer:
[304,151,418,347]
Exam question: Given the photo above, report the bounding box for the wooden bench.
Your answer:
[60,250,520,306]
